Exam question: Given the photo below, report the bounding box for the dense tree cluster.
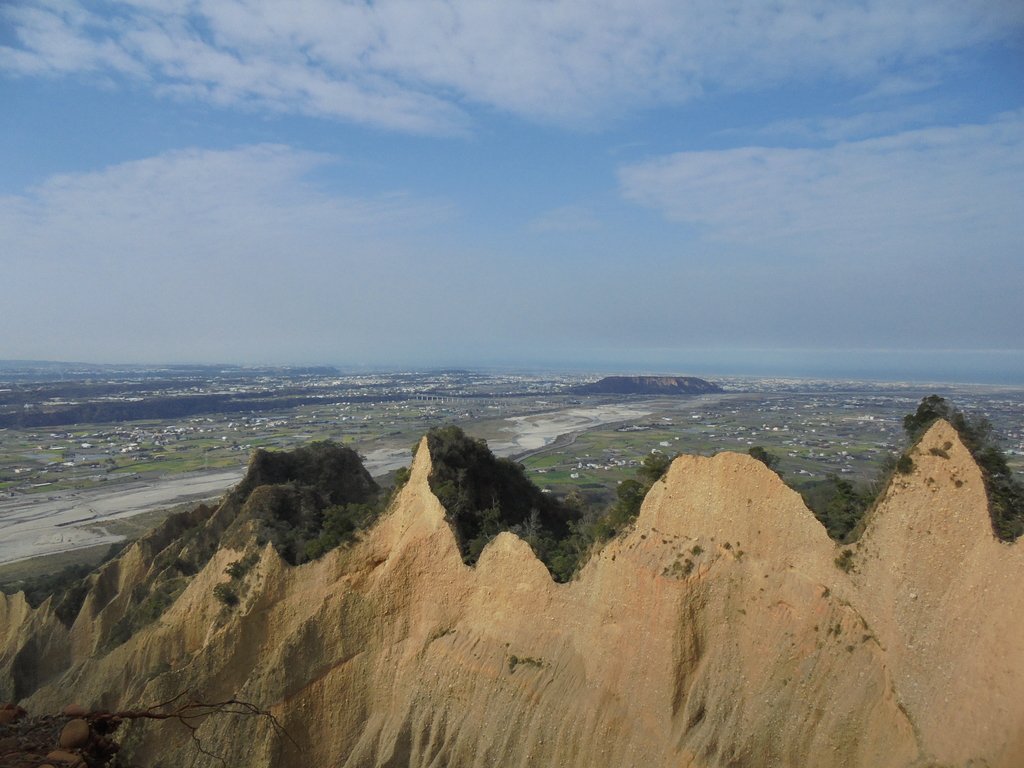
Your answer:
[425,425,673,581]
[237,441,382,564]
[801,474,874,542]
[425,425,581,573]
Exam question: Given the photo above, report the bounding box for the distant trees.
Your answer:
[801,474,872,542]
[637,451,673,484]
[902,395,1023,540]
[590,452,673,542]
[902,394,963,440]
[795,395,1023,543]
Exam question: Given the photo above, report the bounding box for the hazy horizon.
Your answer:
[2,3,1022,376]
[3,349,1023,387]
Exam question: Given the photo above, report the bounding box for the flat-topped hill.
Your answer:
[572,374,723,395]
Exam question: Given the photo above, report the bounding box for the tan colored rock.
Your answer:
[58,718,90,749]
[61,703,87,717]
[2,423,1022,768]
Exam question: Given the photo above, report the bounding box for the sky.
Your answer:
[1,1,1023,382]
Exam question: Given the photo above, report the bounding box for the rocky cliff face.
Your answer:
[2,421,1022,767]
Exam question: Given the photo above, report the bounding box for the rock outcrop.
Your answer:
[2,421,1022,767]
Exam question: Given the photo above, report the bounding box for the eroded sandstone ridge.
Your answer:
[2,421,1022,767]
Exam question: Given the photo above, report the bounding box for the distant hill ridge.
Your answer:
[573,374,722,395]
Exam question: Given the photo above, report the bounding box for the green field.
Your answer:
[3,384,1022,570]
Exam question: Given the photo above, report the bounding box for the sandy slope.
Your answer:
[2,421,1021,767]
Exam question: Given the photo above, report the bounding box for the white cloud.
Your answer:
[2,0,1022,133]
[0,144,450,264]
[750,104,944,142]
[529,205,601,233]
[0,145,456,361]
[0,3,147,77]
[619,113,1024,262]
[853,73,944,102]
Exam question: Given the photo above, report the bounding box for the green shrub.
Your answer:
[224,552,259,579]
[508,654,543,673]
[423,426,676,582]
[748,446,782,475]
[238,441,383,565]
[835,549,854,573]
[213,583,239,607]
[801,475,872,543]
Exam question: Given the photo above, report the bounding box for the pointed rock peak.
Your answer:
[638,450,831,554]
[861,418,993,548]
[0,590,28,611]
[409,436,434,486]
[905,418,986,506]
[0,590,30,628]
[374,435,451,547]
[913,419,969,461]
[475,531,552,585]
[387,435,445,521]
[657,448,797,494]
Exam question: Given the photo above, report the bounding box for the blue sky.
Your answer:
[1,1,1023,381]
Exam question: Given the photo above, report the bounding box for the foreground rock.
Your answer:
[0,704,121,767]
[1,421,1021,767]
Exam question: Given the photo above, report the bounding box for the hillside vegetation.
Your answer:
[1,441,383,648]
[749,395,1024,543]
[233,441,381,564]
[3,417,1022,768]
[903,395,1024,540]
[425,425,672,581]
